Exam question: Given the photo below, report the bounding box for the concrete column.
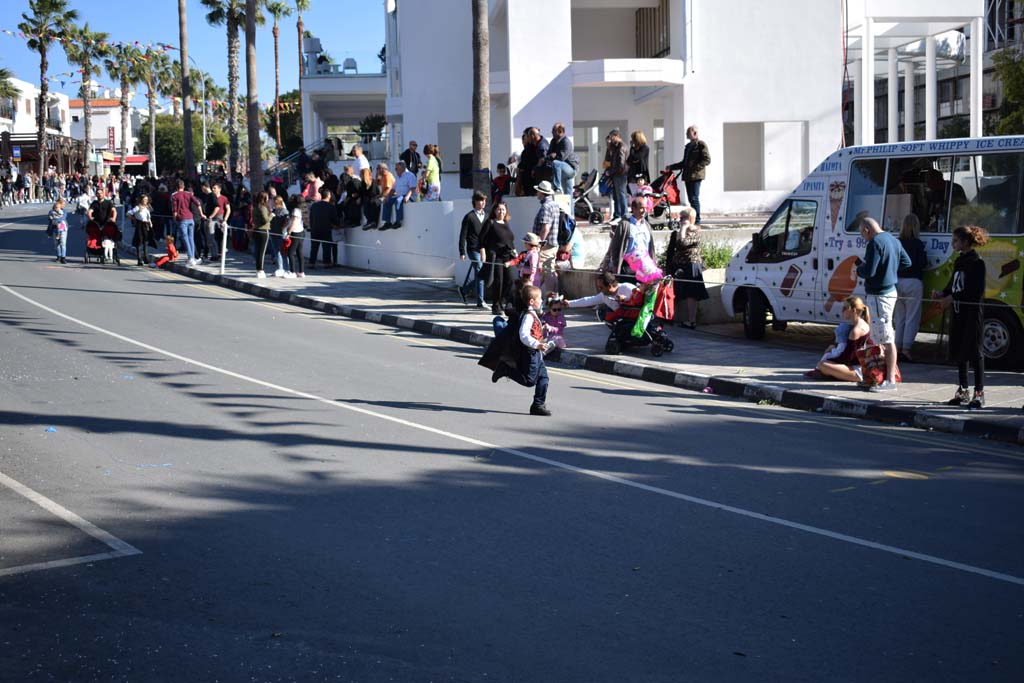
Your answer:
[301,92,315,149]
[887,48,899,143]
[662,85,686,167]
[904,61,915,141]
[925,36,937,140]
[859,18,875,145]
[970,17,984,137]
[853,62,862,146]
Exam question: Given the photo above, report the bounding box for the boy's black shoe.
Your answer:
[491,365,506,383]
[968,390,985,410]
[530,403,552,416]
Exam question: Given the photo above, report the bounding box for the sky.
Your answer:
[0,0,385,112]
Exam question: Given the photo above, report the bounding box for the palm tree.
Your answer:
[245,0,263,189]
[64,23,109,175]
[471,0,490,199]
[18,0,79,177]
[136,48,170,176]
[178,0,195,176]
[104,44,143,178]
[0,67,21,100]
[201,0,264,178]
[161,61,183,121]
[265,1,292,151]
[294,0,311,140]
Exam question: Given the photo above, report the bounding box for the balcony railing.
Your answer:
[46,117,62,132]
[635,0,670,59]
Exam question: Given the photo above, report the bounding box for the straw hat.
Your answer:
[534,180,556,196]
[522,232,541,246]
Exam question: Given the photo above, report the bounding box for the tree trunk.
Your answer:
[273,23,281,151]
[148,81,158,176]
[245,0,263,191]
[83,73,93,176]
[296,15,304,140]
[38,45,49,179]
[119,76,128,177]
[179,0,195,177]
[227,6,241,177]
[471,0,491,200]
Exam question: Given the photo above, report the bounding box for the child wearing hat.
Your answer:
[506,232,542,287]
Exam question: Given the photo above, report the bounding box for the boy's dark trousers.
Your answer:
[505,349,548,408]
[308,229,335,266]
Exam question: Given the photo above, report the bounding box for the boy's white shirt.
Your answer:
[518,309,545,350]
[567,283,636,311]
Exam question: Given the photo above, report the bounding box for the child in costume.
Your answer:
[153,235,179,268]
[506,232,542,287]
[487,285,554,416]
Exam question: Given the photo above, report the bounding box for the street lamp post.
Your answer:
[187,55,207,174]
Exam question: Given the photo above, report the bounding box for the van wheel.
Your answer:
[982,305,1024,369]
[743,290,767,340]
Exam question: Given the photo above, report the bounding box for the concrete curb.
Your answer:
[162,260,1024,447]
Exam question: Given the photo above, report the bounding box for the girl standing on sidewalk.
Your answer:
[250,191,271,279]
[935,225,989,410]
[48,198,68,264]
[127,195,153,266]
[284,195,306,279]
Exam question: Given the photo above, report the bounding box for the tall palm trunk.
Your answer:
[296,13,303,139]
[119,77,129,177]
[245,0,263,190]
[273,22,282,150]
[37,44,49,178]
[83,81,93,174]
[227,8,241,176]
[179,0,195,176]
[147,79,158,175]
[471,0,490,199]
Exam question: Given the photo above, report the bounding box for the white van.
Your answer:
[721,136,1024,368]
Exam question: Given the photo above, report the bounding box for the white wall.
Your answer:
[570,8,635,60]
[681,0,842,212]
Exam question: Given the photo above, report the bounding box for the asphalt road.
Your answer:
[1,205,1023,682]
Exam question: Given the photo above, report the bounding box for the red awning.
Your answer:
[102,155,149,166]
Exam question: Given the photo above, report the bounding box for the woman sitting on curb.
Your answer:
[805,296,871,382]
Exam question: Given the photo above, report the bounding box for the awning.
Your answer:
[102,154,149,166]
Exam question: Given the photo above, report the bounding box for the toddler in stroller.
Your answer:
[601,276,675,356]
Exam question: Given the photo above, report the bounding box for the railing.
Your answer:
[635,0,670,59]
[266,132,391,190]
[46,117,62,132]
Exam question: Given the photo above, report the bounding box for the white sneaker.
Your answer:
[193,258,202,265]
[274,269,285,277]
[297,272,306,278]
[283,272,296,279]
[187,258,196,266]
[256,270,266,278]
[869,380,898,393]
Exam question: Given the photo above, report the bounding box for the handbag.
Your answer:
[855,340,902,386]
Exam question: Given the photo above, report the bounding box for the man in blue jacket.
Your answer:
[856,216,912,392]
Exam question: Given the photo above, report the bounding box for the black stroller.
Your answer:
[572,169,605,225]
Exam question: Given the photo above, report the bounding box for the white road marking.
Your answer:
[3,282,1022,588]
[0,470,141,577]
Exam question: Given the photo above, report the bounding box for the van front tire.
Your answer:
[743,289,768,340]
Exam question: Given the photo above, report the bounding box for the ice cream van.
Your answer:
[721,136,1024,368]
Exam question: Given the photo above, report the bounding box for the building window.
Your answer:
[635,0,670,58]
[25,98,31,114]
[72,115,80,122]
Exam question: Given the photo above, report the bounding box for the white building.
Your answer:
[1,77,81,174]
[297,0,987,277]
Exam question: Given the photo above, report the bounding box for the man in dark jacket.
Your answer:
[518,128,549,196]
[457,191,488,308]
[667,125,711,223]
[399,141,422,175]
[308,188,341,269]
[604,129,628,220]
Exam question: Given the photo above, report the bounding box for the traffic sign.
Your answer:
[11,146,20,161]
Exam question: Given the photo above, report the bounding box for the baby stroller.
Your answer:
[600,277,676,356]
[83,222,105,263]
[572,169,604,225]
[643,170,682,230]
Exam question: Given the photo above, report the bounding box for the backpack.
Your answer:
[556,209,575,247]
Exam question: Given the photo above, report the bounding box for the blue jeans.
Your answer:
[382,195,406,224]
[685,180,702,223]
[177,219,195,260]
[54,230,67,258]
[460,250,486,303]
[551,160,576,195]
[505,350,549,407]
[612,174,628,219]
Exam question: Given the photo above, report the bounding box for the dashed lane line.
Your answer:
[3,281,1023,588]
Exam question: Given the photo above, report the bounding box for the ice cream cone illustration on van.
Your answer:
[825,255,859,312]
[829,181,846,231]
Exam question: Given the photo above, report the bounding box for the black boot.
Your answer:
[530,403,552,416]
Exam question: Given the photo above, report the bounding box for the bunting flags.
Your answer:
[0,28,176,53]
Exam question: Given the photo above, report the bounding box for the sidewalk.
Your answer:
[156,245,1024,446]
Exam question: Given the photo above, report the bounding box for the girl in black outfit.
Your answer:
[935,225,989,410]
[479,201,518,315]
[627,130,650,185]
